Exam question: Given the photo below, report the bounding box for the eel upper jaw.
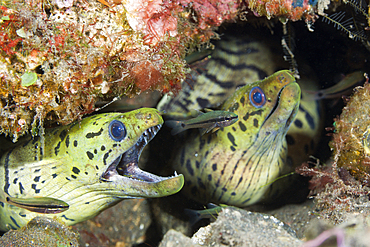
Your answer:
[101,124,175,183]
[261,84,297,129]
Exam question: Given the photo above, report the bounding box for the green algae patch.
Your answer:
[21,72,38,87]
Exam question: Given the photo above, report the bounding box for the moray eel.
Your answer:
[172,71,300,206]
[158,31,322,206]
[0,108,184,231]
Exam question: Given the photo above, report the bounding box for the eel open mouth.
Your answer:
[102,124,170,182]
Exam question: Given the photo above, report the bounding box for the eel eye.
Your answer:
[109,120,127,141]
[249,86,266,108]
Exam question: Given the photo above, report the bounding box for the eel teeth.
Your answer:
[101,124,162,181]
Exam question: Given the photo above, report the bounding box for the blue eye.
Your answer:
[249,86,266,108]
[109,120,126,141]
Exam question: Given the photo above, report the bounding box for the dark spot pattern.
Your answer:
[86,128,104,139]
[54,141,61,156]
[243,109,262,121]
[59,129,68,141]
[253,118,259,128]
[229,102,239,112]
[103,150,112,165]
[65,135,70,148]
[34,176,40,182]
[10,216,20,228]
[238,121,246,132]
[294,119,303,128]
[196,98,211,108]
[199,138,205,151]
[299,105,315,130]
[227,132,237,146]
[4,150,12,194]
[73,140,78,147]
[207,134,212,144]
[101,145,106,151]
[19,182,24,194]
[212,163,217,171]
[86,151,94,160]
[72,167,80,174]
[52,173,58,179]
[31,184,40,193]
[61,215,75,221]
[240,96,245,105]
[186,159,194,176]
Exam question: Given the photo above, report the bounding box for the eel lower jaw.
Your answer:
[285,106,298,128]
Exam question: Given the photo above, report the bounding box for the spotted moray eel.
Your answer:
[158,32,322,206]
[0,108,184,231]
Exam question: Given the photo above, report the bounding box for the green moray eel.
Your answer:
[172,71,301,206]
[158,30,322,206]
[0,108,184,231]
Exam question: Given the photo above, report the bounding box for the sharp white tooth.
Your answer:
[174,171,178,176]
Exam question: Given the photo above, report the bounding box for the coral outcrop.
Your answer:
[0,0,330,141]
[0,0,244,141]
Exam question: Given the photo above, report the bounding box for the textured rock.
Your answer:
[73,199,152,247]
[159,229,201,247]
[0,216,79,247]
[159,206,303,247]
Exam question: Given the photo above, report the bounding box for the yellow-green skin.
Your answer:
[158,31,322,207]
[0,108,184,231]
[173,71,301,206]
